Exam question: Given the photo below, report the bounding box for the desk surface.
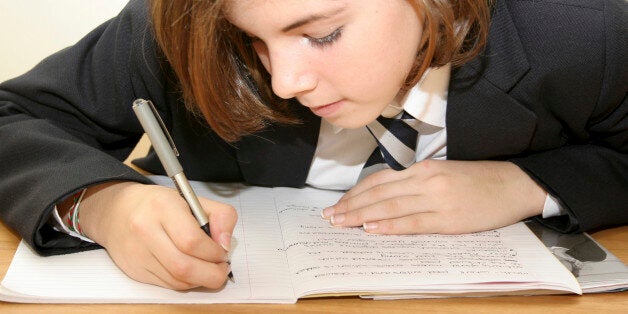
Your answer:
[1,138,627,313]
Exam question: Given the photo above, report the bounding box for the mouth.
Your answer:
[308,100,344,117]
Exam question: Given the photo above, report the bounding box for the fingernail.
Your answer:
[363,222,378,232]
[321,207,335,219]
[330,213,345,225]
[219,232,232,252]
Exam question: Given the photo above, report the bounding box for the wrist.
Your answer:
[503,162,546,218]
[75,181,138,245]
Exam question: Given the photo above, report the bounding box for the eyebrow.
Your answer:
[280,7,347,33]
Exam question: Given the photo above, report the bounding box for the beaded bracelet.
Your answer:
[66,189,87,236]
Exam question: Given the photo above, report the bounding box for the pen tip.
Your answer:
[228,271,235,283]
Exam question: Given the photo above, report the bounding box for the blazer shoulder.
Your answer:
[505,0,607,10]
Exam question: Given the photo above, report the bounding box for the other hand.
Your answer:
[321,160,545,235]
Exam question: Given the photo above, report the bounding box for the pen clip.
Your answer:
[143,99,179,157]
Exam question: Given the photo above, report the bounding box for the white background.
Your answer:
[0,0,128,82]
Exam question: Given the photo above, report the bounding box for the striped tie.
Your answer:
[359,111,418,180]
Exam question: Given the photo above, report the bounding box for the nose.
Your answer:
[268,49,317,99]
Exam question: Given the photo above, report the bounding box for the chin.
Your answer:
[325,117,370,129]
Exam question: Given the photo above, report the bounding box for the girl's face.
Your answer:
[227,0,423,129]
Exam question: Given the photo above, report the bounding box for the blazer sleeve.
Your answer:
[511,0,627,233]
[0,0,168,255]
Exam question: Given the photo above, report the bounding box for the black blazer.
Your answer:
[0,0,626,256]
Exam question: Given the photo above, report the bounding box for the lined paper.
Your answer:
[270,187,580,297]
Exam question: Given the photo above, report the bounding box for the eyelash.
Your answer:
[306,27,343,48]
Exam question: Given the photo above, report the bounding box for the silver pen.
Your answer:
[132,98,234,282]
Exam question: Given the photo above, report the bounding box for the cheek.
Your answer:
[334,26,417,99]
[334,44,407,101]
[351,39,418,103]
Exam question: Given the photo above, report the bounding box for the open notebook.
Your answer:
[1,176,625,303]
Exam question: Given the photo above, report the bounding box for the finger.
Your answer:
[362,212,445,235]
[153,252,231,290]
[330,195,431,228]
[104,234,200,291]
[334,176,422,216]
[341,168,405,201]
[135,254,199,291]
[160,198,229,263]
[140,251,230,290]
[128,205,230,289]
[323,174,424,222]
[199,197,238,252]
[147,223,231,289]
[363,210,504,235]
[343,160,442,202]
[322,170,407,220]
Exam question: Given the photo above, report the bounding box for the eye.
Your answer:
[305,27,343,48]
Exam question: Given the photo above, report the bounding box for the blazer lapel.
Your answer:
[447,0,537,160]
[237,101,321,187]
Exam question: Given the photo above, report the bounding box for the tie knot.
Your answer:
[364,111,418,171]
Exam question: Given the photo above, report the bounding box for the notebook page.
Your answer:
[0,177,294,303]
[270,187,581,297]
[236,186,296,301]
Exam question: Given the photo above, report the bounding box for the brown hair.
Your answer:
[406,0,493,87]
[150,0,493,142]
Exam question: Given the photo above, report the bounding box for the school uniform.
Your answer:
[0,0,625,256]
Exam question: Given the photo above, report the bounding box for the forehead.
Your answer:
[225,0,349,31]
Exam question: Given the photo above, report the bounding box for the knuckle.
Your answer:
[364,168,391,185]
[169,260,194,280]
[416,159,440,175]
[426,175,450,195]
[360,173,378,186]
[128,214,150,237]
[378,169,398,182]
[177,233,202,254]
[416,159,432,171]
[406,177,422,191]
[370,184,388,199]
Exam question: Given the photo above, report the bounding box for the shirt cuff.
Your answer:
[49,205,94,243]
[541,193,566,219]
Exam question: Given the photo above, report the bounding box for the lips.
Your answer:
[309,100,343,117]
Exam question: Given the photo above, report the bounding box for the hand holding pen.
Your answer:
[70,159,235,288]
[132,98,235,283]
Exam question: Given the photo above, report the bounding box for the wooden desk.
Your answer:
[2,137,627,313]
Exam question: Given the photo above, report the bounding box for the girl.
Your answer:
[0,0,625,291]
